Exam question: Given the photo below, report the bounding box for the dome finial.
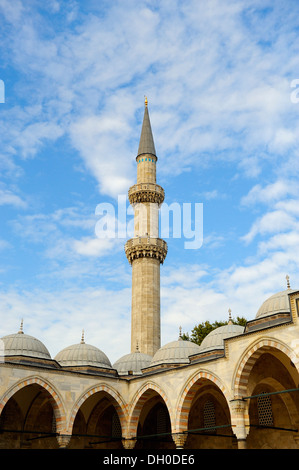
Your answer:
[81,329,85,344]
[144,95,148,107]
[18,319,24,334]
[179,325,182,340]
[136,340,139,352]
[228,308,232,325]
[286,274,291,289]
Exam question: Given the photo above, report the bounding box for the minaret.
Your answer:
[125,98,167,356]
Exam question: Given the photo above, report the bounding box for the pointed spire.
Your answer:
[137,98,156,158]
[286,275,291,289]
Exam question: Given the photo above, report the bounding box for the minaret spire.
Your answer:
[125,99,167,356]
[137,97,156,158]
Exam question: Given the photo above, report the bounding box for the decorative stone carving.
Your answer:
[125,237,167,264]
[128,183,165,205]
[56,433,71,448]
[172,432,188,449]
[122,438,137,449]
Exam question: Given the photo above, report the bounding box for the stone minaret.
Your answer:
[125,98,167,356]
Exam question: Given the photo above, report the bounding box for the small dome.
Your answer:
[150,337,201,367]
[113,349,152,375]
[256,276,297,319]
[199,323,244,353]
[1,322,51,360]
[256,289,296,319]
[54,331,112,369]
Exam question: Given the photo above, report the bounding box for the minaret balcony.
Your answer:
[128,183,165,205]
[125,237,167,264]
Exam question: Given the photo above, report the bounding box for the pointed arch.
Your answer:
[234,338,295,398]
[127,382,174,438]
[175,370,231,433]
[68,384,127,436]
[0,376,66,433]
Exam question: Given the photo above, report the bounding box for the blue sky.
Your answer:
[0,0,299,363]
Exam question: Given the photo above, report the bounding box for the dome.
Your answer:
[1,322,51,360]
[54,331,112,369]
[199,322,244,353]
[113,349,152,375]
[256,276,298,319]
[150,336,201,367]
[256,288,296,319]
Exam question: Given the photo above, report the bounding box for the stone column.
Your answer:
[230,399,249,449]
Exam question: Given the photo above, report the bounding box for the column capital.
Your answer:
[56,433,71,448]
[122,438,137,449]
[172,432,188,449]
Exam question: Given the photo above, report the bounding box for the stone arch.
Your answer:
[128,382,174,439]
[234,338,294,398]
[68,384,127,437]
[0,376,66,434]
[175,370,231,433]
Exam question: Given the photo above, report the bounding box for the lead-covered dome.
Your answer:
[199,322,244,353]
[150,336,201,367]
[1,322,51,360]
[113,349,152,375]
[256,288,296,319]
[55,331,112,369]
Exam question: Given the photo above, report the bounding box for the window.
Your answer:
[111,411,122,438]
[203,400,216,432]
[156,406,168,435]
[257,392,273,426]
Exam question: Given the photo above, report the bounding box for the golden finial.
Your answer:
[144,96,148,107]
[286,275,291,289]
[18,319,24,334]
[81,329,85,344]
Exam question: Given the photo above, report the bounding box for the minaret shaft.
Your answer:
[131,257,161,356]
[125,100,167,356]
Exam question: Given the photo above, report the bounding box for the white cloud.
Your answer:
[241,180,298,206]
[242,210,297,244]
[0,0,299,360]
[0,286,131,363]
[0,187,27,208]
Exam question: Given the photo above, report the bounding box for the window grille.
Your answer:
[52,412,56,433]
[203,400,216,432]
[156,406,168,435]
[112,411,122,438]
[257,392,273,426]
